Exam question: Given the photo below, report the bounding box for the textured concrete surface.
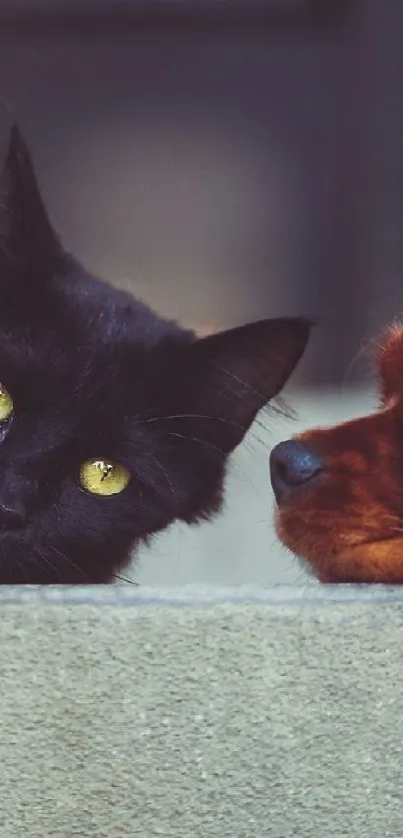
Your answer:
[134,388,377,586]
[1,585,403,837]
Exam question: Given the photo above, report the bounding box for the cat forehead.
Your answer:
[59,261,192,347]
[0,281,188,412]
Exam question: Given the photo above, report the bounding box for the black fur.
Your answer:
[0,125,311,583]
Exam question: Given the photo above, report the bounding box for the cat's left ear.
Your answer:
[183,317,312,452]
[0,124,61,282]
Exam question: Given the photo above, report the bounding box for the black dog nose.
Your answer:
[270,439,323,504]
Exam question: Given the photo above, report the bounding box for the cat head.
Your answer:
[0,124,311,583]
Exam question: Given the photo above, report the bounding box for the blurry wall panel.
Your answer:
[1,1,401,384]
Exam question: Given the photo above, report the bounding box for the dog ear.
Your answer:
[0,124,62,283]
[183,317,312,451]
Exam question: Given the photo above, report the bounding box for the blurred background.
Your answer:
[1,0,402,584]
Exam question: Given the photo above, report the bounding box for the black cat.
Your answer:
[0,124,311,583]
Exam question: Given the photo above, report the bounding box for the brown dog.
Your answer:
[270,323,403,583]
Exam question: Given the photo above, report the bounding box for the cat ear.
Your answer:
[185,317,312,451]
[0,123,61,281]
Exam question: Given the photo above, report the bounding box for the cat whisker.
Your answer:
[113,573,139,585]
[34,549,63,582]
[134,413,247,433]
[150,454,178,504]
[48,544,88,581]
[135,405,293,434]
[165,432,226,458]
[166,431,269,512]
[134,408,294,455]
[209,360,297,420]
[16,558,31,583]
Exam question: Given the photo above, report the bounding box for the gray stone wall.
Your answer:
[0,585,401,837]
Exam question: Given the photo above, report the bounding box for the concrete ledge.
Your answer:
[1,585,402,837]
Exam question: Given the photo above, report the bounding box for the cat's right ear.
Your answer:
[181,316,312,453]
[0,124,61,283]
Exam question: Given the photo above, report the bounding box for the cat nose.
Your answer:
[0,497,26,528]
[270,439,323,504]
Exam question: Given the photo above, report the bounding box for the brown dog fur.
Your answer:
[274,323,403,583]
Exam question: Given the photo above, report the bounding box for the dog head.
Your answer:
[270,323,403,583]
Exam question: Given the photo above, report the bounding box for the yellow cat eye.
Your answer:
[0,383,13,422]
[79,458,131,496]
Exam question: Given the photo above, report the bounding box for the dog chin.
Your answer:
[316,538,403,584]
[279,526,403,584]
